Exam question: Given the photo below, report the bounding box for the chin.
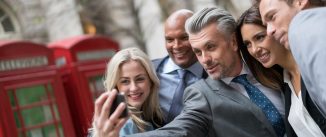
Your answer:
[209,74,222,80]
[262,63,273,68]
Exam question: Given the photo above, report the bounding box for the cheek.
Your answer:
[117,85,129,94]
[166,43,173,50]
[247,47,255,56]
[142,82,151,93]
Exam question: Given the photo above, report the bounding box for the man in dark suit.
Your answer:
[152,9,207,124]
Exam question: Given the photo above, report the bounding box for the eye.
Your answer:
[255,34,266,42]
[181,35,189,41]
[119,79,130,85]
[206,44,216,51]
[193,49,202,56]
[243,41,252,48]
[135,76,146,83]
[267,13,275,22]
[166,38,173,43]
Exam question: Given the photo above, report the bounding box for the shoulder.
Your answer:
[152,56,169,69]
[185,79,214,96]
[119,118,138,136]
[290,7,326,31]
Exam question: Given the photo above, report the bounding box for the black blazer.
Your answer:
[283,78,326,137]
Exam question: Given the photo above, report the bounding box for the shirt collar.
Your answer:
[221,63,252,85]
[162,58,203,78]
[283,69,291,84]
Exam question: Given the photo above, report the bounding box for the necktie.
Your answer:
[166,69,188,123]
[232,74,285,137]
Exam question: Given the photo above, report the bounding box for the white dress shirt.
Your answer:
[284,70,325,137]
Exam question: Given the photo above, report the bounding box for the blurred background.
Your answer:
[0,0,253,137]
[0,0,252,59]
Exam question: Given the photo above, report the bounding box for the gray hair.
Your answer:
[185,7,236,39]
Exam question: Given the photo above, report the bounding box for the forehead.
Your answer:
[165,22,186,37]
[241,24,265,39]
[259,0,286,14]
[120,60,144,71]
[189,24,227,48]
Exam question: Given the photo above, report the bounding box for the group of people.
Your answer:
[89,0,326,136]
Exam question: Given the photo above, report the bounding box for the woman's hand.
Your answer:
[93,89,128,137]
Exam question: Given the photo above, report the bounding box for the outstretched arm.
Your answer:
[91,89,128,137]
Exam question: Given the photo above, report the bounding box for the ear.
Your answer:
[296,0,309,10]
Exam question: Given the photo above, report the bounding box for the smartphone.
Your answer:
[110,93,128,118]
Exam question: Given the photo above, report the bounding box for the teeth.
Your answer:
[174,51,186,56]
[258,53,269,61]
[129,93,141,98]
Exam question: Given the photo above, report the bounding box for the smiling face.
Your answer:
[189,23,242,80]
[165,15,197,68]
[241,24,288,68]
[259,0,300,49]
[116,60,151,110]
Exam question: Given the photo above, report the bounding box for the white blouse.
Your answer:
[284,70,325,137]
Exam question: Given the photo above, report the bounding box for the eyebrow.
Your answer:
[253,31,266,39]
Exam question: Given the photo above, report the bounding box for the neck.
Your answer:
[278,51,301,94]
[230,57,243,77]
[278,52,299,74]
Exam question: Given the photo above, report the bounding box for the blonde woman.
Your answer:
[90,47,163,137]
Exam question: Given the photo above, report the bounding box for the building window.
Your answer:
[0,2,20,39]
[0,8,15,32]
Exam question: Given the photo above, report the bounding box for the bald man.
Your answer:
[152,9,207,124]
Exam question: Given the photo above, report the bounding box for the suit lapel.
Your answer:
[205,78,276,135]
[300,77,308,106]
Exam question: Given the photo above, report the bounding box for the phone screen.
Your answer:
[110,93,128,118]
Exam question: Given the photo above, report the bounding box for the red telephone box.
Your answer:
[0,41,76,137]
[48,35,119,136]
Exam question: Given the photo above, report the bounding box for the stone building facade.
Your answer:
[0,0,251,59]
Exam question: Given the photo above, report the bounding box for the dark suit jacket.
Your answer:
[283,78,326,137]
[127,78,277,137]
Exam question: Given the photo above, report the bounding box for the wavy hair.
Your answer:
[100,47,163,133]
[235,6,283,91]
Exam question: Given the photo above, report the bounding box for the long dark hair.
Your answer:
[236,6,283,90]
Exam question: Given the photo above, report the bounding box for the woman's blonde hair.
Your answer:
[103,47,163,132]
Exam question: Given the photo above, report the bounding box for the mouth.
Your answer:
[257,53,270,64]
[128,92,143,100]
[205,64,219,74]
[173,50,187,58]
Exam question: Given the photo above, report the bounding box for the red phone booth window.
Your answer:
[0,41,76,137]
[48,35,119,136]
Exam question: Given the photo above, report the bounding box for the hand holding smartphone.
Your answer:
[110,93,128,118]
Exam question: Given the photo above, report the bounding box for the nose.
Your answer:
[173,39,183,48]
[201,52,211,65]
[252,44,262,54]
[266,22,276,36]
[129,81,139,92]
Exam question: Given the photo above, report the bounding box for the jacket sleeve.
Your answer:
[289,8,326,117]
[126,80,212,137]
